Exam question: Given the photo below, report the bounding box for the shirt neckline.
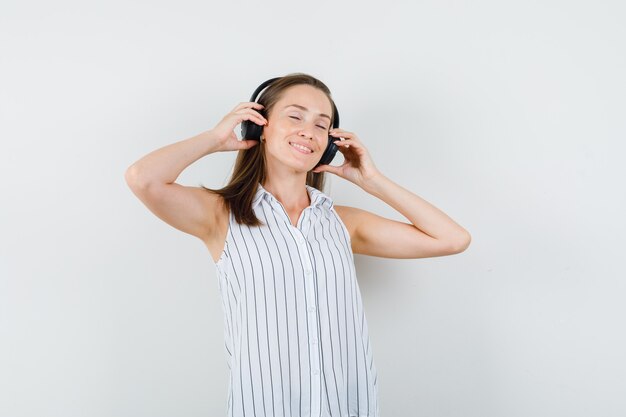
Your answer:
[252,182,333,210]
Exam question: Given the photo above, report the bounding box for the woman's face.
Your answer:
[262,84,333,171]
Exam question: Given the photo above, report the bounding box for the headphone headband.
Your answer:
[249,77,282,102]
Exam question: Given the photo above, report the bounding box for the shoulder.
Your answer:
[332,204,363,241]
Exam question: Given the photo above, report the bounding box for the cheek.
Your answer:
[267,125,294,143]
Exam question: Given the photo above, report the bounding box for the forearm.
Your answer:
[364,173,470,244]
[125,130,221,186]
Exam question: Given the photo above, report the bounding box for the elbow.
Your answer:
[124,164,151,192]
[124,164,140,187]
[451,231,471,254]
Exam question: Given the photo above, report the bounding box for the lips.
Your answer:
[289,141,313,154]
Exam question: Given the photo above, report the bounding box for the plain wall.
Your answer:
[1,0,625,416]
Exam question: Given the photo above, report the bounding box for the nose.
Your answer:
[298,129,313,140]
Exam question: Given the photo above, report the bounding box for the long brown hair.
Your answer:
[201,73,337,226]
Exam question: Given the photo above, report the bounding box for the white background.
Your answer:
[1,0,625,416]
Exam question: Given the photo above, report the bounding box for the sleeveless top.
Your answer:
[213,182,380,417]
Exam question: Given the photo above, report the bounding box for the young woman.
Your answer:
[125,73,470,417]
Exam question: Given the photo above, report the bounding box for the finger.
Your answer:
[333,142,350,150]
[237,101,264,108]
[333,139,354,147]
[330,133,348,140]
[232,102,265,112]
[235,114,266,128]
[313,164,337,175]
[232,102,251,112]
[237,107,267,118]
[237,109,268,125]
[330,131,356,140]
[244,139,259,148]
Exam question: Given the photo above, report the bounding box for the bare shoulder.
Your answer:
[332,204,361,242]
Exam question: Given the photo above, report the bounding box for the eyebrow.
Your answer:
[283,104,331,121]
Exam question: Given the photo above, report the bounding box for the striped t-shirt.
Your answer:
[214,182,380,417]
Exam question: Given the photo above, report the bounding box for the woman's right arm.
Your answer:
[124,102,267,242]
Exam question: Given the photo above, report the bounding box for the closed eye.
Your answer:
[290,115,327,130]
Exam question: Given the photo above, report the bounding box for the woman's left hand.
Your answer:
[312,128,382,187]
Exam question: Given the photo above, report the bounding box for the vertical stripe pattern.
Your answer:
[214,182,380,417]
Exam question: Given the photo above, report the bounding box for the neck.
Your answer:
[261,177,310,211]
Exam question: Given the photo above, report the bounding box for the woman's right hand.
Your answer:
[210,102,268,152]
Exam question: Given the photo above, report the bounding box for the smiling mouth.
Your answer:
[289,142,313,154]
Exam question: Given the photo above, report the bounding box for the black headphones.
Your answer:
[240,77,340,168]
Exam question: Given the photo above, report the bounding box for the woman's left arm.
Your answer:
[313,128,471,259]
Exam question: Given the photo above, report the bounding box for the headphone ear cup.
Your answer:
[242,80,276,140]
[241,119,262,141]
